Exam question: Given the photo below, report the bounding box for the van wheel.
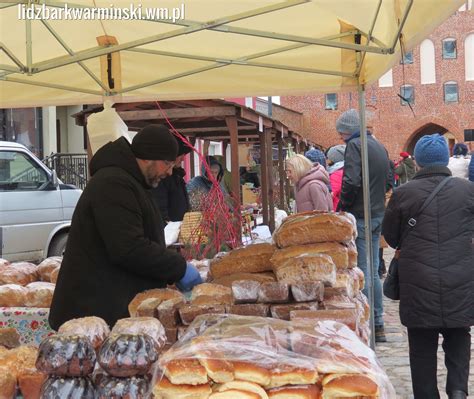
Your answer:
[48,233,68,257]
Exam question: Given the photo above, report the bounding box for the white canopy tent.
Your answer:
[0,0,465,347]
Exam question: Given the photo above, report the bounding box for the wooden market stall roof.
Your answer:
[74,98,316,231]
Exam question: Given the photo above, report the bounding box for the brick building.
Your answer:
[281,4,474,160]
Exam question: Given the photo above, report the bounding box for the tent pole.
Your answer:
[358,83,375,350]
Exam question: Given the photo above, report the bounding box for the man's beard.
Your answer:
[145,165,161,188]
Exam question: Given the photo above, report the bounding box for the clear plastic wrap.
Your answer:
[58,316,110,351]
[98,334,158,377]
[36,335,96,377]
[0,284,28,307]
[36,257,62,282]
[232,280,261,304]
[273,212,356,248]
[272,253,336,286]
[112,317,166,352]
[0,262,38,286]
[40,376,96,399]
[97,375,151,399]
[290,282,324,303]
[155,315,395,399]
[25,282,55,308]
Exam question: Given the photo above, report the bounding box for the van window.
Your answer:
[0,151,48,191]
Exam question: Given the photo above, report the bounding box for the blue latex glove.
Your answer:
[176,263,202,292]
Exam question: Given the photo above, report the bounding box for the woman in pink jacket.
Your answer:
[285,154,333,212]
[326,144,346,210]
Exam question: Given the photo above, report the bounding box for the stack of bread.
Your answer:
[34,315,168,398]
[270,211,370,344]
[0,337,47,399]
[0,257,62,308]
[154,314,395,398]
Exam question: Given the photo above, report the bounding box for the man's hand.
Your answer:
[176,263,202,292]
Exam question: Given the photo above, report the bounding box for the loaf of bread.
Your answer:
[210,244,275,279]
[36,335,96,377]
[179,304,226,326]
[225,304,270,318]
[0,284,28,307]
[257,282,289,304]
[58,316,110,351]
[25,282,55,308]
[37,257,62,282]
[0,262,38,286]
[332,271,355,298]
[0,327,20,349]
[40,376,96,399]
[164,358,209,385]
[273,212,355,248]
[153,376,211,399]
[0,258,10,268]
[112,317,167,352]
[290,309,359,332]
[212,272,276,287]
[0,345,38,377]
[0,367,17,399]
[270,303,319,321]
[156,297,186,328]
[273,254,336,286]
[291,282,324,303]
[128,288,184,318]
[18,371,47,399]
[267,384,321,399]
[191,283,232,301]
[232,280,261,304]
[135,298,162,318]
[50,267,60,284]
[321,373,379,397]
[96,375,151,399]
[345,241,358,268]
[214,381,268,399]
[271,242,349,270]
[191,295,233,306]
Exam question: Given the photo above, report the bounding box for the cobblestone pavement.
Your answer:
[375,247,474,398]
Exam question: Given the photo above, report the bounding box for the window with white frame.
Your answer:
[400,85,414,106]
[325,93,338,110]
[442,38,457,59]
[420,39,436,84]
[444,82,459,103]
[378,69,393,87]
[466,34,474,81]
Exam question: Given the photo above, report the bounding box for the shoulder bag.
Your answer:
[383,176,452,300]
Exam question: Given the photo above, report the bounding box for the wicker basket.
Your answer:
[179,212,207,244]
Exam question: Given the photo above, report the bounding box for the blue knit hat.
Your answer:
[414,134,449,167]
[305,148,327,168]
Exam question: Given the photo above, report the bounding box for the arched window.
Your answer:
[466,33,474,81]
[400,85,414,106]
[420,39,436,84]
[444,81,459,103]
[378,69,393,87]
[442,38,457,59]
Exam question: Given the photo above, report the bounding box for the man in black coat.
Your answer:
[49,125,202,329]
[335,109,390,343]
[150,136,191,223]
[382,134,474,399]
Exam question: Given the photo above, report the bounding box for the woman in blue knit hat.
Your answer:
[382,134,474,399]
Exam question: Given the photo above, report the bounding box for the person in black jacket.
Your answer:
[49,125,202,329]
[382,134,474,399]
[150,136,192,223]
[335,109,390,343]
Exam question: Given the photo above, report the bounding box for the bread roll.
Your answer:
[273,254,336,286]
[271,243,349,270]
[0,367,16,399]
[212,273,276,287]
[0,262,38,286]
[164,358,208,385]
[1,345,38,377]
[0,327,20,349]
[37,257,62,282]
[210,244,275,279]
[321,373,379,397]
[209,390,261,399]
[50,267,60,284]
[18,371,47,399]
[153,376,211,399]
[232,362,271,386]
[267,384,321,399]
[0,284,28,307]
[266,366,318,388]
[112,317,166,352]
[273,212,355,248]
[25,282,55,308]
[191,283,232,301]
[215,381,268,399]
[198,358,234,383]
[58,316,110,351]
[128,288,184,318]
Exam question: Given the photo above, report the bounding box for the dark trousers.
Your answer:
[407,327,471,399]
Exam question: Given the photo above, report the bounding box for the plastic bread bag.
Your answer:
[58,316,111,352]
[164,222,182,246]
[155,315,396,399]
[273,211,356,248]
[112,317,167,353]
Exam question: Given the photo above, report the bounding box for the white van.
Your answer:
[0,141,82,262]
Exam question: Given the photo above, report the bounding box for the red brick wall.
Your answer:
[281,9,474,161]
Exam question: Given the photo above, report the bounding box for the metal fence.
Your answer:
[43,153,89,189]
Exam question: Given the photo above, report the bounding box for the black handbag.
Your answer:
[383,176,452,300]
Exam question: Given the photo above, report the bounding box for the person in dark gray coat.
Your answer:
[382,134,474,399]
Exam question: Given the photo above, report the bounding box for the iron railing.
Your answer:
[43,153,89,189]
